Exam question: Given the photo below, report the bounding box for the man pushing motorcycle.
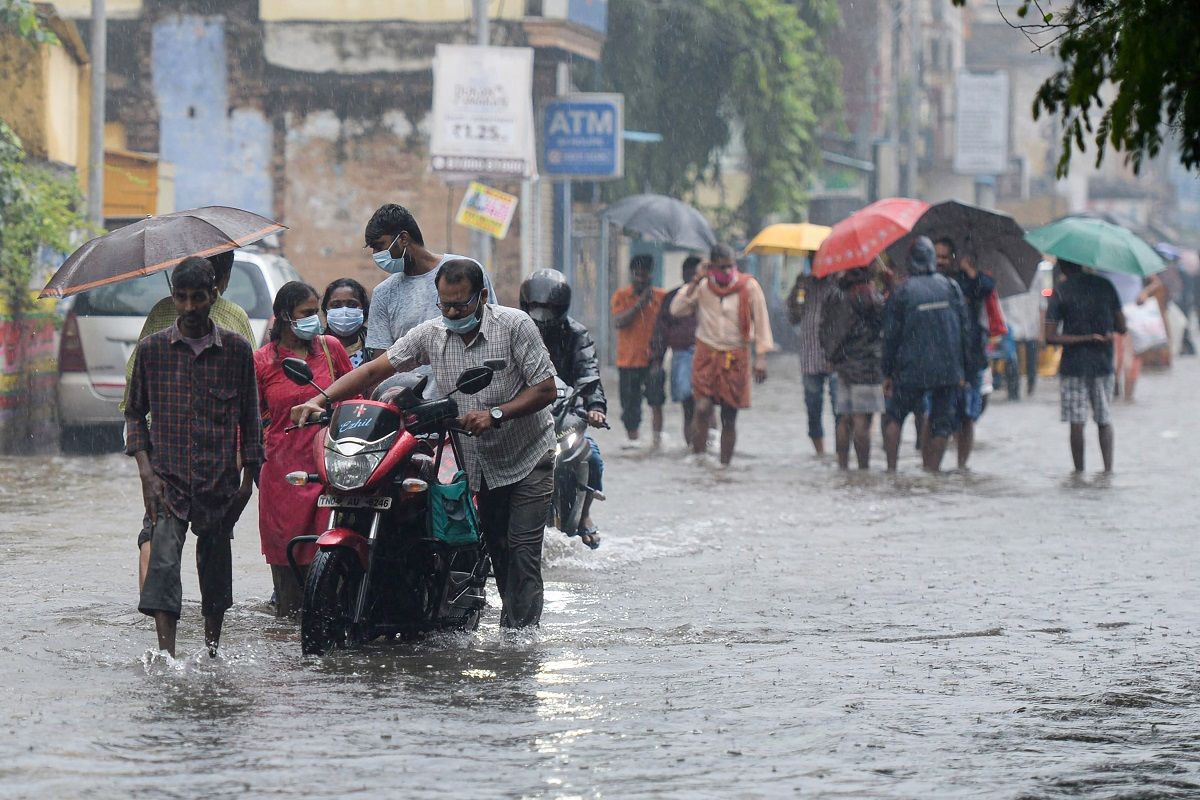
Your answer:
[290,259,557,629]
[520,269,609,550]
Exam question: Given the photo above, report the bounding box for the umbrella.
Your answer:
[41,206,287,298]
[812,197,930,277]
[1025,217,1165,277]
[886,200,1042,298]
[602,194,716,252]
[743,223,831,256]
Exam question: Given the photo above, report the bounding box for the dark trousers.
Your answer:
[478,453,553,628]
[1019,339,1039,394]
[802,372,838,439]
[139,513,233,620]
[618,367,665,433]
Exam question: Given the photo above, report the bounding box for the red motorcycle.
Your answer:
[280,357,502,655]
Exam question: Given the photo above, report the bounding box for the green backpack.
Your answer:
[428,470,481,546]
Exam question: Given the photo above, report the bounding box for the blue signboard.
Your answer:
[568,0,608,33]
[543,93,624,180]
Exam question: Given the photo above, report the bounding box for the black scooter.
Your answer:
[548,375,605,541]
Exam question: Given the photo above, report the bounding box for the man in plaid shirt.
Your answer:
[125,257,263,657]
[120,250,256,594]
[291,259,557,629]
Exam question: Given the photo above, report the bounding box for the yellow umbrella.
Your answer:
[743,222,832,256]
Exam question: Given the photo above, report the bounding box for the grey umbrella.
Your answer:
[602,194,716,252]
[886,200,1041,297]
[41,206,286,298]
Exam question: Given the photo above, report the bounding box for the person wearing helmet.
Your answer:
[520,269,608,549]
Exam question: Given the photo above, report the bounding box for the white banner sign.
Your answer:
[954,71,1010,176]
[430,44,536,178]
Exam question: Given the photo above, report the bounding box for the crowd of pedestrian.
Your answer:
[120,197,1187,658]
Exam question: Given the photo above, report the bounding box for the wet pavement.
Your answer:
[1,356,1198,798]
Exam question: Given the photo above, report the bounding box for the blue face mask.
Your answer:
[442,306,483,335]
[326,306,364,336]
[291,313,324,341]
[372,233,406,274]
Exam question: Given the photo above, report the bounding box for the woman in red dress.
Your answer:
[254,281,355,616]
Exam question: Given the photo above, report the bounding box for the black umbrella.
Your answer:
[602,194,716,252]
[41,206,286,298]
[886,200,1041,297]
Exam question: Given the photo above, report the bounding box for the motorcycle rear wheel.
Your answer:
[300,548,363,656]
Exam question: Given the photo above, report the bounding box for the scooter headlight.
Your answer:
[325,451,385,491]
[556,431,579,455]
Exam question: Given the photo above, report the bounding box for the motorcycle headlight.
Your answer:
[564,431,579,450]
[325,450,385,491]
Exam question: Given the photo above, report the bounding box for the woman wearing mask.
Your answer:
[322,278,371,368]
[253,281,356,616]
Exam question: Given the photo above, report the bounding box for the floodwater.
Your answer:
[1,358,1198,798]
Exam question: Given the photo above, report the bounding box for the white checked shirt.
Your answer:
[386,304,556,489]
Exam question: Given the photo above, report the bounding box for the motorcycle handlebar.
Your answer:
[284,411,330,432]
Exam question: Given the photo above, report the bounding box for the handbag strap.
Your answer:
[317,335,337,379]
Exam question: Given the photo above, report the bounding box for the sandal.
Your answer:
[574,526,601,550]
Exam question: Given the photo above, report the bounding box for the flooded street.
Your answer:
[1,358,1198,799]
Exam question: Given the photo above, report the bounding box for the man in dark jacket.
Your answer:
[936,237,996,469]
[820,266,885,469]
[881,237,973,472]
[520,269,607,548]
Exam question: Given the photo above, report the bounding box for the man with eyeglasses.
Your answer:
[362,204,496,393]
[290,259,557,630]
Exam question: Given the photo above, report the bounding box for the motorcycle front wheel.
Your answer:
[300,548,363,656]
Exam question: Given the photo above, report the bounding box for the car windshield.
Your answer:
[73,260,272,318]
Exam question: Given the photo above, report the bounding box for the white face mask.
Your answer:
[326,306,364,336]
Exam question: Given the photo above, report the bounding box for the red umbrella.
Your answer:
[812,197,930,277]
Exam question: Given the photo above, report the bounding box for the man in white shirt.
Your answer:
[363,203,495,366]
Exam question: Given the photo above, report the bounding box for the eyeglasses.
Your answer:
[436,292,480,313]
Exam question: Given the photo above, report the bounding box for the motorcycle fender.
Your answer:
[316,527,369,570]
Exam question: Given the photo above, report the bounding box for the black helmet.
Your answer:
[520,268,571,328]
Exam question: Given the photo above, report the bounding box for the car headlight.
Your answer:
[325,450,385,490]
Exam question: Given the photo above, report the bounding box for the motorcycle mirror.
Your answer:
[282,357,314,385]
[282,356,331,405]
[455,365,494,396]
[483,358,507,372]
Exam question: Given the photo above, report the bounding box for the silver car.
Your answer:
[57,247,302,448]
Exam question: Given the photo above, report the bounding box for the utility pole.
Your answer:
[905,0,921,198]
[87,0,106,227]
[471,0,492,269]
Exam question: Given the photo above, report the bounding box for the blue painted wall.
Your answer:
[151,16,272,217]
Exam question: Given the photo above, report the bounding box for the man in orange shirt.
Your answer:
[611,255,667,447]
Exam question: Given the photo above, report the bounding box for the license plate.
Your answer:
[317,494,392,510]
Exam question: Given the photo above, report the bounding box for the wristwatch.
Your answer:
[489,406,504,425]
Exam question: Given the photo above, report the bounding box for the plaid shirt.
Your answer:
[120,295,256,412]
[125,322,264,529]
[386,304,556,489]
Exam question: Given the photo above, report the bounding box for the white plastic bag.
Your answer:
[1123,301,1167,354]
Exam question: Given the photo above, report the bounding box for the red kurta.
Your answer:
[253,336,355,565]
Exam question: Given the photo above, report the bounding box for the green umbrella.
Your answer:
[1024,216,1165,277]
